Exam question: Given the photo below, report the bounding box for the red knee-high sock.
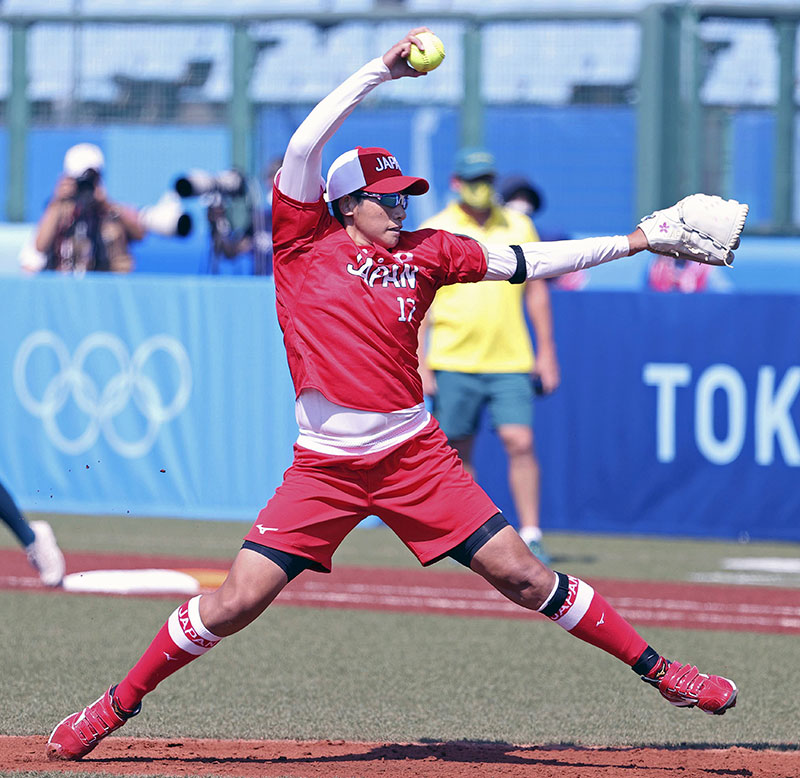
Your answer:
[114,595,222,712]
[541,574,647,665]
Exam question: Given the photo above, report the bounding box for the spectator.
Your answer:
[499,174,588,291]
[0,477,64,586]
[419,148,559,562]
[498,175,543,220]
[32,143,145,274]
[646,254,731,293]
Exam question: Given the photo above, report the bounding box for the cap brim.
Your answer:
[363,175,429,196]
[456,167,496,181]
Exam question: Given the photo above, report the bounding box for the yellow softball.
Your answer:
[408,32,446,73]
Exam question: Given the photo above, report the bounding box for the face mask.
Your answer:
[460,180,495,210]
[505,197,534,216]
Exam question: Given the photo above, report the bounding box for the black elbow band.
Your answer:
[509,244,526,284]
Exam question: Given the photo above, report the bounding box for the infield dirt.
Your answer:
[3,736,799,777]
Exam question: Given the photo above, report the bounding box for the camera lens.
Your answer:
[75,169,99,195]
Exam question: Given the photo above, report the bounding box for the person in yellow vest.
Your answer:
[418,148,560,563]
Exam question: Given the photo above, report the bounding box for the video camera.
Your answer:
[174,169,250,240]
[139,192,193,238]
[174,169,248,200]
[174,167,273,274]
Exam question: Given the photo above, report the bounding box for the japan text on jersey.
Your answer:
[346,250,419,289]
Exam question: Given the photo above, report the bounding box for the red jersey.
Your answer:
[272,187,487,412]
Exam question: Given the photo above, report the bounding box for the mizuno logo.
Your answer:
[256,524,279,534]
[163,652,179,662]
[596,612,605,627]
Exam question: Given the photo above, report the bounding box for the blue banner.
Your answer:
[473,290,800,542]
[2,276,798,541]
[1,274,295,520]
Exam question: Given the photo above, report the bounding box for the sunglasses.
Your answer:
[356,191,409,209]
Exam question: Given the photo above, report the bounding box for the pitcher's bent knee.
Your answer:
[199,585,266,636]
[199,547,294,635]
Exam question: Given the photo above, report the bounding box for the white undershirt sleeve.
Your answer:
[278,58,392,203]
[483,235,632,281]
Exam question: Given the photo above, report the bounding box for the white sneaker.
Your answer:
[26,520,65,586]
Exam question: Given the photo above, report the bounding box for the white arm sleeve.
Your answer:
[278,58,392,203]
[483,235,632,281]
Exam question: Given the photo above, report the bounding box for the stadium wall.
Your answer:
[0,105,787,275]
[1,275,798,541]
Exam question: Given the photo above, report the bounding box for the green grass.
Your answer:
[1,512,799,772]
[1,587,795,747]
[5,511,800,584]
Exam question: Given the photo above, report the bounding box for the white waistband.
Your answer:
[295,389,430,456]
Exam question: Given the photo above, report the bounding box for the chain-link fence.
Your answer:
[1,6,797,234]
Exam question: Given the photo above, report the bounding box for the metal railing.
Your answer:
[1,5,797,233]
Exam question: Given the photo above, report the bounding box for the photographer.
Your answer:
[180,158,280,276]
[34,143,145,274]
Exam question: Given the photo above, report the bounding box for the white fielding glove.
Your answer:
[638,194,749,267]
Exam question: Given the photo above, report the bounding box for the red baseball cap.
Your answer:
[325,146,429,202]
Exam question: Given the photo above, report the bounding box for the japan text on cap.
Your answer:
[326,146,429,202]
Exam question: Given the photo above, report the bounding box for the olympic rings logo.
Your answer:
[13,330,192,458]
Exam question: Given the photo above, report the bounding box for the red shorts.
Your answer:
[244,419,498,571]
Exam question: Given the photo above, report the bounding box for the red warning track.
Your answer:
[3,549,800,634]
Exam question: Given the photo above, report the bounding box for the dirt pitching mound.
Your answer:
[3,736,798,777]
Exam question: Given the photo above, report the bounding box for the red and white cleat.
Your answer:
[46,686,140,760]
[644,659,738,715]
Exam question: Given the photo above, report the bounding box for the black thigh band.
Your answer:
[241,540,323,582]
[539,571,571,617]
[509,244,526,284]
[440,512,511,568]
